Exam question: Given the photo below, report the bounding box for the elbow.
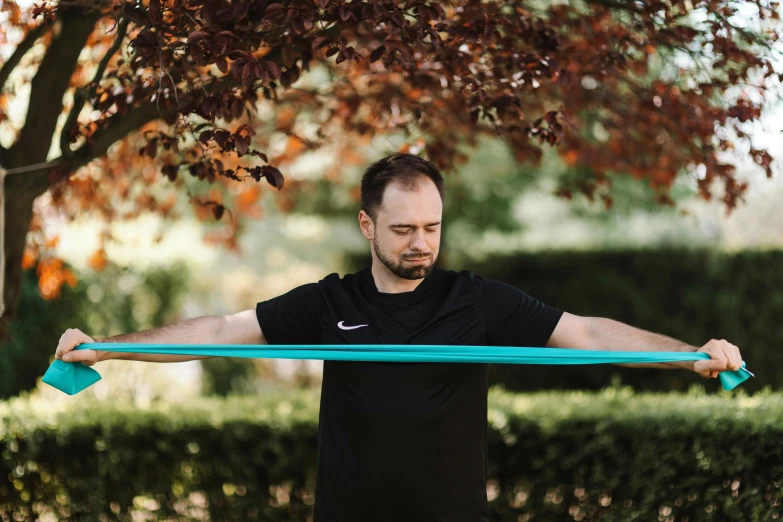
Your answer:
[546,312,593,349]
[217,309,266,345]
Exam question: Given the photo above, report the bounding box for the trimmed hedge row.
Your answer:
[346,249,783,392]
[2,387,782,521]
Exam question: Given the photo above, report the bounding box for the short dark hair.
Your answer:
[360,153,445,222]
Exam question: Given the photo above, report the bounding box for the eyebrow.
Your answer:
[389,222,441,228]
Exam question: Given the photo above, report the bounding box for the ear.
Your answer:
[358,210,374,240]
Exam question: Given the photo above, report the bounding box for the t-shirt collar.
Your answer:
[361,264,440,303]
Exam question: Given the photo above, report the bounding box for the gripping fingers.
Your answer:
[693,359,723,378]
[695,339,743,379]
[56,328,98,366]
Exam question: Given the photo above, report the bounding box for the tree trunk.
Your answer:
[0,8,100,343]
[0,164,52,342]
[0,168,4,322]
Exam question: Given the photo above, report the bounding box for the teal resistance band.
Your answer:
[43,343,753,395]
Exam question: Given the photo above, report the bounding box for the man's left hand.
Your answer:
[693,339,743,379]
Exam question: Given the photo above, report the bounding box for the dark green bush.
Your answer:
[200,356,257,396]
[2,259,259,399]
[1,388,781,521]
[346,249,782,392]
[0,264,89,400]
[1,261,192,400]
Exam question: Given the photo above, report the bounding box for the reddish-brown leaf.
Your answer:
[262,165,285,189]
[199,130,213,144]
[250,150,268,162]
[233,2,250,21]
[282,46,296,68]
[213,130,230,148]
[264,61,281,79]
[235,134,250,156]
[312,36,334,50]
[162,164,179,182]
[187,31,210,43]
[242,62,255,87]
[145,139,158,158]
[212,204,225,220]
[149,0,162,23]
[369,45,385,63]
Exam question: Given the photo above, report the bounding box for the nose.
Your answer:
[410,229,428,252]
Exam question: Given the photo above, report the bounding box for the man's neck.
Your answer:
[370,262,426,294]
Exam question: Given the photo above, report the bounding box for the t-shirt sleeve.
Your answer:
[255,282,325,345]
[476,274,564,347]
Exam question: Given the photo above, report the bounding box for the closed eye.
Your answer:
[393,228,438,235]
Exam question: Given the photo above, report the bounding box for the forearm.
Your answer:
[587,317,697,371]
[95,315,221,363]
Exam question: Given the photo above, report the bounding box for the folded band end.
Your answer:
[719,362,752,391]
[42,359,102,395]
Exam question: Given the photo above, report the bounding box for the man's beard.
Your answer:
[373,235,436,281]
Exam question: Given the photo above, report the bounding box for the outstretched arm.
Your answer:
[545,312,743,379]
[58,309,265,365]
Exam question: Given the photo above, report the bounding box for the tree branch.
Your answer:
[712,11,776,53]
[9,9,100,168]
[70,103,173,172]
[579,0,777,56]
[23,73,239,194]
[0,23,51,160]
[72,74,238,171]
[59,36,296,175]
[0,23,50,92]
[578,0,644,13]
[60,16,130,157]
[24,34,300,193]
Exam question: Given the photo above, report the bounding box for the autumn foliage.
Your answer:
[0,0,779,305]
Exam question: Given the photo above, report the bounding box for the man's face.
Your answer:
[361,177,442,280]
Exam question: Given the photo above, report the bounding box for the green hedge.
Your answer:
[346,249,782,392]
[2,388,782,521]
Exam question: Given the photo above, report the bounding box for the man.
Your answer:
[56,153,744,522]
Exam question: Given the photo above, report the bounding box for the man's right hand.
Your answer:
[55,328,101,366]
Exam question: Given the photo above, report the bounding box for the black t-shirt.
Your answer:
[255,266,563,522]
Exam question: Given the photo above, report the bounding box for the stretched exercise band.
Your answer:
[42,343,753,395]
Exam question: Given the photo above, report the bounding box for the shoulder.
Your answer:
[316,269,369,301]
[318,270,362,289]
[448,269,492,290]
[319,272,343,286]
[447,268,477,284]
[450,270,533,304]
[430,268,485,298]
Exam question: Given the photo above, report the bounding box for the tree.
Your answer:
[0,0,779,339]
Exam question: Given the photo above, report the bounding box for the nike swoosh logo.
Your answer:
[338,321,369,330]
